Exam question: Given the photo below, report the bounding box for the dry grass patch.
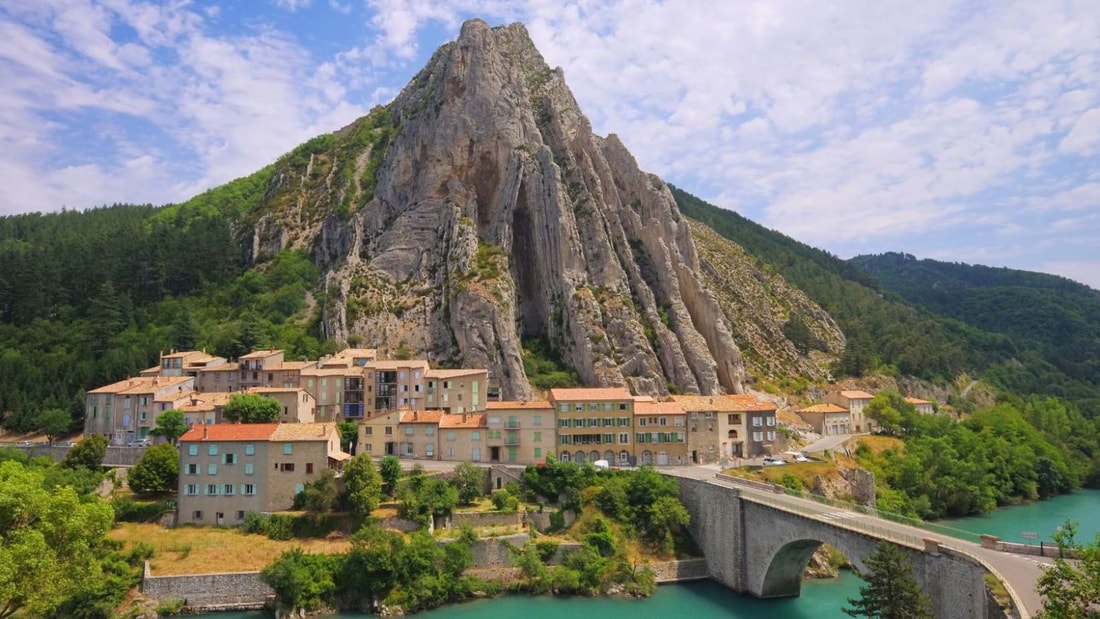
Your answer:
[854,435,905,456]
[109,523,351,575]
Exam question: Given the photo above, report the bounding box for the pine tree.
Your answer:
[171,306,198,350]
[844,541,933,619]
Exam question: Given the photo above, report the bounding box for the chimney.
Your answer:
[413,410,419,420]
[462,412,467,423]
[203,425,208,439]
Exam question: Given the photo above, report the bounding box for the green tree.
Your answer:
[62,434,108,470]
[222,393,281,423]
[298,469,338,515]
[337,421,358,453]
[0,460,116,618]
[171,306,198,350]
[1035,520,1100,618]
[865,390,919,436]
[342,454,383,516]
[379,455,402,497]
[260,547,337,614]
[35,408,72,445]
[336,523,404,610]
[844,541,932,619]
[151,409,189,445]
[128,443,179,495]
[452,462,485,506]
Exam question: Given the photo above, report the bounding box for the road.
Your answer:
[800,433,859,454]
[667,469,1047,618]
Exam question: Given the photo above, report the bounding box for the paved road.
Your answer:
[801,433,859,454]
[674,470,1047,618]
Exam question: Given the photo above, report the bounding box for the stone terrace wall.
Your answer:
[141,563,271,610]
[452,510,522,528]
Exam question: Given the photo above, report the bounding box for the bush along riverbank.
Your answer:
[258,458,695,617]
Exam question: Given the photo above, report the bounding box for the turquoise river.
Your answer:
[206,488,1100,618]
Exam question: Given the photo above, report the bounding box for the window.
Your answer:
[603,402,613,411]
[507,447,517,462]
[244,463,254,475]
[766,416,776,426]
[306,463,313,474]
[283,443,293,455]
[365,426,373,436]
[559,419,569,428]
[560,435,572,445]
[574,404,583,411]
[206,484,218,495]
[638,418,647,427]
[533,431,542,442]
[295,483,305,494]
[404,426,414,436]
[208,445,218,456]
[186,463,199,475]
[192,510,203,520]
[618,403,627,410]
[534,447,542,458]
[245,443,255,456]
[223,453,236,465]
[185,484,199,495]
[752,417,763,427]
[659,417,668,426]
[365,444,372,452]
[280,463,295,472]
[619,433,629,444]
[753,432,763,442]
[426,444,434,457]
[472,431,481,441]
[139,412,147,421]
[243,484,256,496]
[223,484,235,496]
[237,510,246,520]
[207,463,217,475]
[425,427,435,436]
[533,415,542,426]
[618,418,630,426]
[447,431,456,441]
[767,431,777,442]
[559,404,568,413]
[385,426,393,435]
[674,417,684,426]
[602,433,614,444]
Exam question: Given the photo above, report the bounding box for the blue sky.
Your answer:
[2,1,1099,289]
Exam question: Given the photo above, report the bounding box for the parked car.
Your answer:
[15,440,34,447]
[57,440,77,448]
[127,438,153,447]
[762,456,786,466]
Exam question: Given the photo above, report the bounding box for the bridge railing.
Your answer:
[713,473,983,545]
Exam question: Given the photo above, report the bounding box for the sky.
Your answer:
[2,1,1099,289]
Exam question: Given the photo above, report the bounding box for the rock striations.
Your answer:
[246,19,807,399]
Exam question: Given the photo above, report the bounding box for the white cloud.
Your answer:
[1059,107,1100,155]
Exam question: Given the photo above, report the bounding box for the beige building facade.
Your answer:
[85,376,195,444]
[548,388,634,465]
[425,368,488,413]
[826,390,876,433]
[796,403,851,436]
[248,387,317,423]
[177,422,346,526]
[485,400,554,464]
[633,401,688,466]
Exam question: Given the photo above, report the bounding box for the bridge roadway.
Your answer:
[669,468,1048,618]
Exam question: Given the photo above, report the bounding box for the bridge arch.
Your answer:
[759,538,867,598]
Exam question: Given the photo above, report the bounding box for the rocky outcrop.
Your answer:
[242,20,759,397]
[688,222,844,381]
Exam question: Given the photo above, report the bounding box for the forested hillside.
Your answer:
[0,170,334,433]
[672,187,1098,419]
[852,253,1100,417]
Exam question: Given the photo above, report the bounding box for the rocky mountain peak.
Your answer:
[252,19,749,398]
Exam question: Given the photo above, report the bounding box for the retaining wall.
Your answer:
[141,563,272,610]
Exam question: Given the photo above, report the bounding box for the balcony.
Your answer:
[505,420,521,429]
[504,432,520,446]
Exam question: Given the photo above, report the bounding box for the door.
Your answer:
[385,442,395,456]
[472,447,481,462]
[656,452,669,466]
[490,446,500,462]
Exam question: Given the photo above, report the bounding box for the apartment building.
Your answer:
[85,375,194,444]
[439,412,488,462]
[195,361,241,393]
[299,367,349,422]
[177,422,347,526]
[671,395,723,464]
[633,400,688,466]
[826,390,876,433]
[796,403,851,436]
[425,368,488,413]
[732,395,779,458]
[548,387,634,465]
[360,408,402,457]
[484,400,554,464]
[366,360,430,414]
[247,387,317,423]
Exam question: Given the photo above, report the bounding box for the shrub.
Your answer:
[535,541,559,563]
[243,512,268,534]
[155,599,185,616]
[265,514,295,541]
[111,496,173,522]
[491,489,519,512]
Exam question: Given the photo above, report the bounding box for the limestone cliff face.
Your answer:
[247,20,748,398]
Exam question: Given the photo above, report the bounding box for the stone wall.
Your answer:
[676,477,744,591]
[649,559,709,583]
[141,563,271,610]
[452,510,522,528]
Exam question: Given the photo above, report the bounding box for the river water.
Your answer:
[205,488,1100,618]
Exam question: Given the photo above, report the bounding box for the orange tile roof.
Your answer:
[634,401,685,415]
[797,403,849,414]
[248,387,307,394]
[632,395,656,403]
[671,394,774,412]
[839,390,875,400]
[548,387,632,401]
[239,349,283,360]
[439,413,488,429]
[299,367,351,376]
[88,376,157,394]
[272,423,340,441]
[905,397,933,405]
[333,348,378,358]
[199,362,238,372]
[180,423,280,442]
[179,392,233,412]
[399,410,445,424]
[486,400,553,410]
[367,359,430,370]
[426,368,487,379]
[271,361,316,371]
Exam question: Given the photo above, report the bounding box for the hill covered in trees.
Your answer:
[672,187,1100,419]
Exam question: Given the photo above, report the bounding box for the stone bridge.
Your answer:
[675,474,1044,619]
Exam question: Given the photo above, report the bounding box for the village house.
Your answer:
[796,402,851,436]
[826,390,876,433]
[176,422,347,527]
[359,408,403,457]
[905,397,935,414]
[397,409,444,459]
[142,350,227,379]
[438,412,488,462]
[548,387,634,465]
[177,392,232,427]
[484,400,555,464]
[633,400,688,466]
[365,360,430,414]
[425,368,489,413]
[247,387,317,423]
[84,375,194,445]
